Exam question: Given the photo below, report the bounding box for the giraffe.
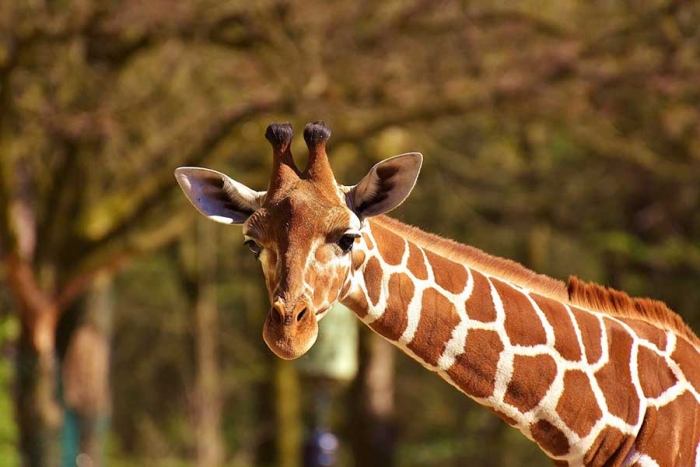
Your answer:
[175,121,700,466]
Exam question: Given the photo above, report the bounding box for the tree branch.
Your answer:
[82,97,286,255]
[56,209,192,311]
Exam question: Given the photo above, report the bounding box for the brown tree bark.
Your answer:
[60,273,112,467]
[3,156,63,467]
[348,329,396,467]
[193,219,224,467]
[175,220,225,467]
[275,360,302,467]
[14,320,62,467]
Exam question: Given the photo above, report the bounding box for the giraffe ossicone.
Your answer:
[176,121,700,466]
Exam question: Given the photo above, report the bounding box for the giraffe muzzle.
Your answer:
[262,298,318,359]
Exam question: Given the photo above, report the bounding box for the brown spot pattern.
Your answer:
[314,245,332,262]
[363,257,382,307]
[583,426,634,467]
[532,294,582,362]
[313,273,340,309]
[465,271,497,323]
[493,279,547,347]
[671,337,700,394]
[362,232,374,250]
[530,419,569,457]
[594,319,640,425]
[634,408,658,462]
[352,250,366,269]
[504,354,557,413]
[408,288,461,366]
[369,273,413,341]
[447,329,504,399]
[425,250,468,294]
[556,370,601,437]
[571,307,603,365]
[343,290,368,318]
[629,320,667,351]
[637,346,677,399]
[642,392,700,466]
[374,226,405,266]
[406,242,428,280]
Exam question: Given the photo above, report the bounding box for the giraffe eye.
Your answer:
[244,239,262,259]
[337,233,359,253]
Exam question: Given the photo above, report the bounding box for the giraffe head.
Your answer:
[175,122,422,359]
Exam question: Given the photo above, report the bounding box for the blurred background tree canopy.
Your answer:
[1,0,699,466]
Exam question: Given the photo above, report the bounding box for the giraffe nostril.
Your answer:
[296,307,307,322]
[271,305,284,325]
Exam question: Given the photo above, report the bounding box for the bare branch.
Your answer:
[56,209,192,311]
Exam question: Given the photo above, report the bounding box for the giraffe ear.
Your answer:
[346,152,423,219]
[175,167,265,224]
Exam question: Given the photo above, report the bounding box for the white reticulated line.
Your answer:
[398,284,426,346]
[636,454,660,467]
[563,304,587,365]
[436,320,470,371]
[524,292,556,347]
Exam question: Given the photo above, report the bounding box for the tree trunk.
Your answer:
[59,273,112,467]
[255,354,277,467]
[15,328,62,467]
[174,219,226,466]
[348,329,396,467]
[4,156,64,466]
[275,360,302,467]
[193,219,224,467]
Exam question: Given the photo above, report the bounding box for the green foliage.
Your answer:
[0,357,19,467]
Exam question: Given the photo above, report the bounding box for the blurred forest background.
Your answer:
[1,0,700,466]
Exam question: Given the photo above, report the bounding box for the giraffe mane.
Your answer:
[372,216,700,347]
[567,276,700,346]
[372,216,569,301]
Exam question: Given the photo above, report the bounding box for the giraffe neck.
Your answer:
[339,216,700,466]
[340,217,577,437]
